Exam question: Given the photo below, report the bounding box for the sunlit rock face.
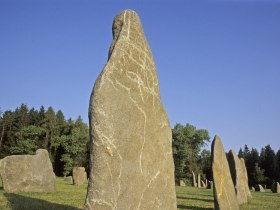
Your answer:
[211,135,239,210]
[84,10,177,210]
[0,149,55,193]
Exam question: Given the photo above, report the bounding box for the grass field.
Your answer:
[0,178,280,210]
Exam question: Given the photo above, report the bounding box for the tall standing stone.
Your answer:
[192,171,197,187]
[197,174,201,188]
[240,158,252,200]
[0,149,55,192]
[84,10,177,210]
[211,135,239,210]
[227,150,248,204]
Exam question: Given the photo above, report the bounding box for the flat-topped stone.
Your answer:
[0,149,55,192]
[84,10,177,210]
[211,135,239,210]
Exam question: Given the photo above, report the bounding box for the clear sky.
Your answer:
[1,0,280,152]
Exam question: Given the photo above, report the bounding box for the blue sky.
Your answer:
[1,0,279,152]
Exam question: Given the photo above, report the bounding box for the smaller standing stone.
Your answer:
[73,167,87,186]
[180,180,186,186]
[251,186,255,191]
[205,179,208,188]
[64,176,73,184]
[192,171,197,187]
[255,184,265,192]
[197,174,201,188]
[207,181,213,189]
[271,182,280,193]
[201,180,206,188]
[211,135,239,210]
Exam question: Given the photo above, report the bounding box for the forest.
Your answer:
[0,104,279,188]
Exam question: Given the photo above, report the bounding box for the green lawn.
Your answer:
[0,178,280,210]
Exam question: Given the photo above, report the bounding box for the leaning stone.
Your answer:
[201,180,206,188]
[271,182,280,193]
[84,10,177,210]
[192,171,197,187]
[211,135,239,210]
[0,149,55,192]
[73,167,87,186]
[255,184,265,192]
[227,150,248,204]
[64,176,73,184]
[240,158,252,200]
[180,180,186,186]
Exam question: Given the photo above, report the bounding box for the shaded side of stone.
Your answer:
[211,135,239,210]
[227,150,247,204]
[0,149,55,192]
[240,158,252,200]
[84,10,177,210]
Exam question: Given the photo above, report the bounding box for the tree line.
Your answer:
[238,144,280,188]
[0,104,90,176]
[1,105,279,187]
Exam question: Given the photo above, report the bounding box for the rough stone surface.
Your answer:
[180,180,186,187]
[227,150,248,204]
[64,176,73,184]
[211,135,239,210]
[251,187,255,191]
[73,167,87,186]
[192,171,197,187]
[240,158,252,200]
[271,182,280,193]
[0,149,55,192]
[255,184,265,192]
[84,10,177,210]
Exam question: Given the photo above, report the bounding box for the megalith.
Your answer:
[211,135,239,210]
[84,10,177,210]
[240,158,252,200]
[0,149,55,192]
[201,180,206,188]
[73,167,87,186]
[255,184,265,192]
[197,173,201,188]
[192,171,197,187]
[271,182,280,193]
[227,150,248,204]
[64,176,73,184]
[180,180,186,186]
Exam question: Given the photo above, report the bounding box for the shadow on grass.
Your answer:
[177,196,213,203]
[4,193,80,210]
[177,204,214,210]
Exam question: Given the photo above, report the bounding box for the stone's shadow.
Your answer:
[177,205,214,210]
[4,193,80,210]
[177,196,213,203]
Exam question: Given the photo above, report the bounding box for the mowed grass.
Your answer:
[0,178,280,209]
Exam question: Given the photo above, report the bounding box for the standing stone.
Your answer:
[73,167,87,186]
[207,181,213,189]
[251,186,255,191]
[271,182,280,193]
[84,10,177,210]
[180,180,186,187]
[64,176,73,184]
[255,184,265,192]
[192,171,197,187]
[240,158,252,200]
[205,179,208,188]
[227,150,248,204]
[211,135,239,210]
[201,180,206,188]
[0,149,55,192]
[197,174,201,188]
